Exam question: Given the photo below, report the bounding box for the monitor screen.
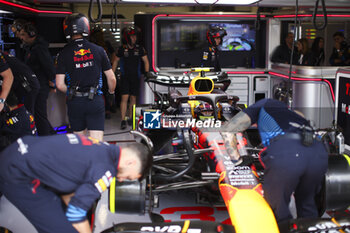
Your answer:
[160,22,207,51]
[159,21,256,52]
[212,23,255,51]
[8,24,15,38]
[156,18,265,68]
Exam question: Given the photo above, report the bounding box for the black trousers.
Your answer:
[34,86,55,136]
[261,137,328,222]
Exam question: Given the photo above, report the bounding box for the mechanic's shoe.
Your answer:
[120,120,127,130]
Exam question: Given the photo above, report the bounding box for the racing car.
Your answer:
[103,68,350,233]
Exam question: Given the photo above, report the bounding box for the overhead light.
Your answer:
[121,0,260,5]
[0,9,12,14]
[0,0,72,14]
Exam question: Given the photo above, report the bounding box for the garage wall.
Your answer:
[71,4,256,21]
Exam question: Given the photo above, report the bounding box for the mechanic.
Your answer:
[201,26,227,72]
[1,50,40,115]
[10,18,27,61]
[0,91,36,152]
[219,98,328,223]
[270,32,298,64]
[0,52,14,112]
[56,13,116,142]
[19,22,56,136]
[0,134,152,233]
[329,31,350,66]
[112,26,150,130]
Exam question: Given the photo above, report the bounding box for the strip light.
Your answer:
[122,0,260,5]
[0,0,72,14]
[274,14,350,18]
[268,71,335,102]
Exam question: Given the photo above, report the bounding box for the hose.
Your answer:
[312,0,328,31]
[88,0,102,23]
[110,0,118,33]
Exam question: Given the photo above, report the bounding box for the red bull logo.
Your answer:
[74,49,91,56]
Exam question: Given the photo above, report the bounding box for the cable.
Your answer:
[88,0,102,23]
[312,0,328,30]
[255,3,261,31]
[110,0,118,33]
[286,0,299,108]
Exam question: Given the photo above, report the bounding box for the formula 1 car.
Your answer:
[103,68,350,233]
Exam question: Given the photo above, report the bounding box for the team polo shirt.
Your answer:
[243,99,309,146]
[117,44,146,76]
[56,38,111,93]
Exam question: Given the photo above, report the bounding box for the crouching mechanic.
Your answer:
[56,13,116,141]
[218,98,328,223]
[0,91,37,151]
[0,134,152,233]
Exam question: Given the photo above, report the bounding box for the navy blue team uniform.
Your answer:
[0,52,9,73]
[201,46,221,72]
[23,36,55,135]
[56,38,112,131]
[0,134,120,233]
[0,104,36,151]
[117,44,146,96]
[243,99,328,222]
[2,51,40,114]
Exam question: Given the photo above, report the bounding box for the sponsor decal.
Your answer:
[202,52,208,60]
[67,134,79,144]
[29,114,36,134]
[75,61,94,69]
[154,74,219,85]
[74,49,91,56]
[227,166,257,187]
[159,206,231,225]
[74,54,94,62]
[94,171,113,193]
[307,221,350,231]
[140,225,201,233]
[17,138,28,155]
[6,116,19,125]
[341,103,350,114]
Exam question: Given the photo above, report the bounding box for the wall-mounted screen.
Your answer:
[213,23,255,51]
[155,17,265,69]
[159,21,256,52]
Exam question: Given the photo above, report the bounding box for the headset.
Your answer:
[23,23,37,38]
[12,19,27,32]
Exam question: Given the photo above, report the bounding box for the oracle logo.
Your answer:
[140,226,201,233]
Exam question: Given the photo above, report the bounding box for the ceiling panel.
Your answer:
[33,0,350,7]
